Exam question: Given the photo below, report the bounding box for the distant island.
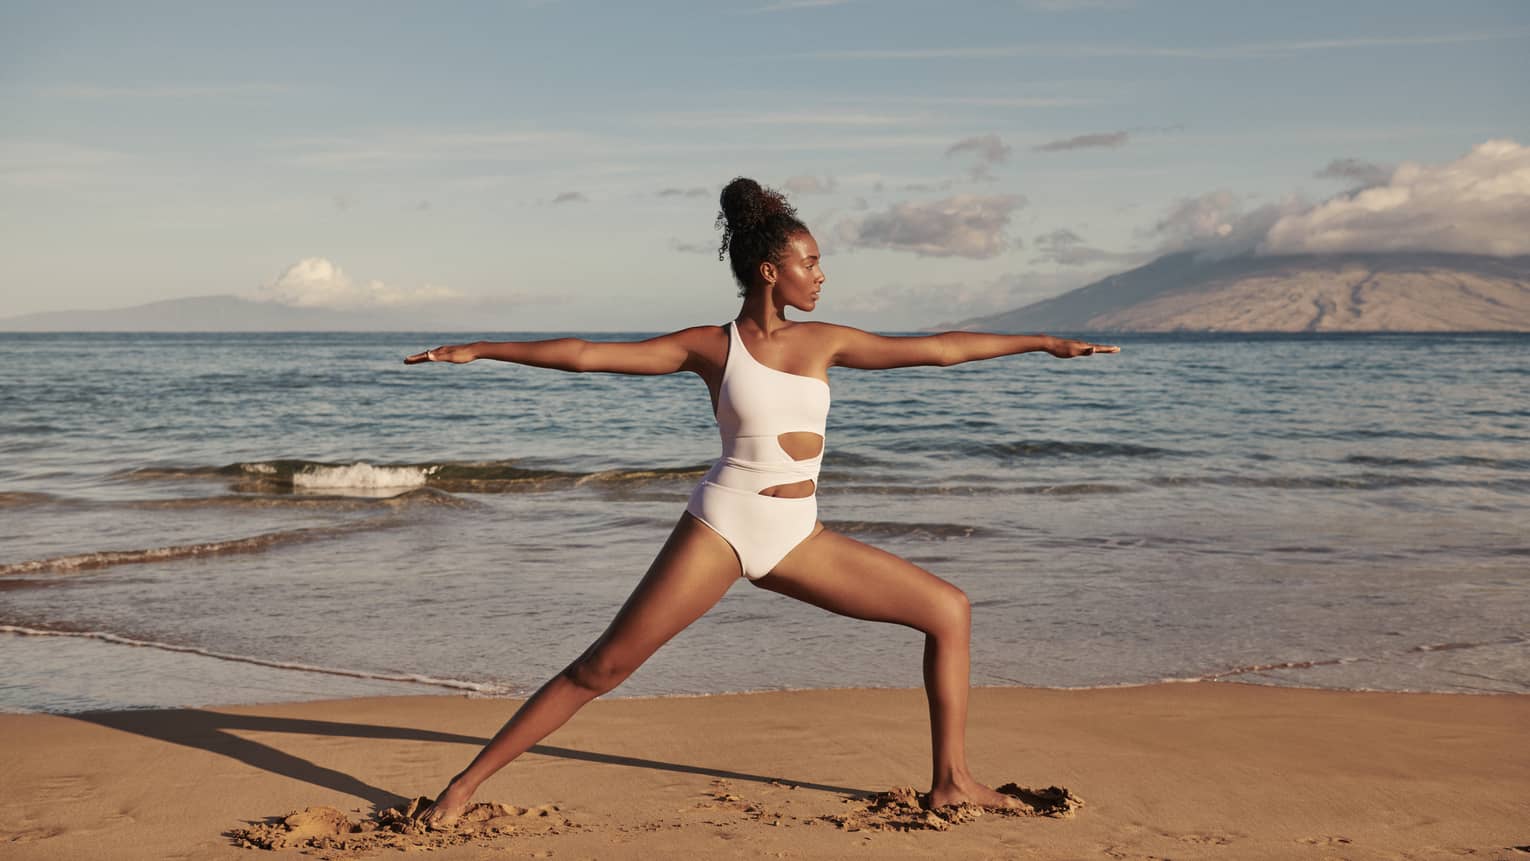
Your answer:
[954,252,1530,333]
[0,295,520,332]
[6,252,1529,333]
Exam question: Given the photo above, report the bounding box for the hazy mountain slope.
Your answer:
[958,253,1530,332]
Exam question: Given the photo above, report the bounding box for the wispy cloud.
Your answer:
[0,140,130,188]
[551,191,587,205]
[1021,0,1135,10]
[1031,228,1148,266]
[646,111,929,128]
[276,130,594,168]
[275,125,956,171]
[670,238,717,255]
[810,30,1529,60]
[746,0,852,13]
[37,83,289,99]
[783,175,838,195]
[819,92,1103,109]
[1314,157,1391,188]
[1034,130,1129,152]
[945,134,1012,181]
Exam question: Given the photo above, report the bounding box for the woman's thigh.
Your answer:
[580,512,743,665]
[750,527,968,635]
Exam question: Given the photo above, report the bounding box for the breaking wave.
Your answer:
[827,520,988,540]
[116,459,708,494]
[0,518,403,577]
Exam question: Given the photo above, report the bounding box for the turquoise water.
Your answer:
[1,331,1527,712]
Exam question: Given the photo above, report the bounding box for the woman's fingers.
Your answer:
[1050,339,1120,358]
[414,345,478,364]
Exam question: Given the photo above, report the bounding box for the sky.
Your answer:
[2,0,1527,330]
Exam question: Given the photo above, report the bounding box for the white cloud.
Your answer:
[257,258,459,309]
[1144,189,1306,257]
[1262,139,1530,257]
[834,194,1027,258]
[810,30,1527,60]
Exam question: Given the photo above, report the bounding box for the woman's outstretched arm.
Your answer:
[821,324,1119,371]
[404,327,714,375]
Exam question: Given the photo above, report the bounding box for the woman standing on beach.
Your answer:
[405,178,1117,824]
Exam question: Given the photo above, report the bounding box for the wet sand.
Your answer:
[1,683,1526,860]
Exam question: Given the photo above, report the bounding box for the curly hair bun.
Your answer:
[718,177,795,234]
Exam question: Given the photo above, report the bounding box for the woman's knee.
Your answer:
[928,584,971,638]
[562,647,636,695]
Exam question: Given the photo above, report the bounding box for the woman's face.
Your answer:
[764,232,825,313]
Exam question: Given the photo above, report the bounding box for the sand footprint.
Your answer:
[1297,835,1354,846]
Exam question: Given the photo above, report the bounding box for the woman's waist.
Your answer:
[702,457,821,492]
[718,434,826,465]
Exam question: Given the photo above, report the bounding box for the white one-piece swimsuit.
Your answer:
[685,322,831,579]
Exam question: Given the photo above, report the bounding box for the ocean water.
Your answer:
[1,331,1526,713]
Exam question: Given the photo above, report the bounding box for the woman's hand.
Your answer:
[404,343,477,364]
[1044,337,1120,358]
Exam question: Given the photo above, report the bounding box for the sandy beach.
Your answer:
[2,682,1526,860]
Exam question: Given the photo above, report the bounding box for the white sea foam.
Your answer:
[0,625,513,695]
[292,462,435,491]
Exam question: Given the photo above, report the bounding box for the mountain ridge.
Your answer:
[953,252,1530,333]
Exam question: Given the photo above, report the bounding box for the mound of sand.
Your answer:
[230,796,574,855]
[823,783,1084,832]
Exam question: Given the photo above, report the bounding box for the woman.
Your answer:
[405,177,1117,824]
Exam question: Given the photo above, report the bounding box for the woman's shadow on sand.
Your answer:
[73,707,868,811]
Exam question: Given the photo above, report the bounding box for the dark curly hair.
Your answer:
[715,177,809,297]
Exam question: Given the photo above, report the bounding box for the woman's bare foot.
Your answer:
[927,776,1024,811]
[416,777,477,829]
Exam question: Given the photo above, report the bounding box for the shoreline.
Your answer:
[2,683,1525,859]
[6,624,1527,717]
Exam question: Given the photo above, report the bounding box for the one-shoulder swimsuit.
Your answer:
[685,322,831,579]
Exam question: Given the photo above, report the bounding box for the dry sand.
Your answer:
[1,683,1526,860]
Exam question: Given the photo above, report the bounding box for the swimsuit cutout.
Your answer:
[685,322,831,579]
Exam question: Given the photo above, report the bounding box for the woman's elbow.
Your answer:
[563,339,594,372]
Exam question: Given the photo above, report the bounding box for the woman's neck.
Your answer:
[736,288,792,335]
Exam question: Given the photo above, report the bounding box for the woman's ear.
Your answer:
[758,261,777,285]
